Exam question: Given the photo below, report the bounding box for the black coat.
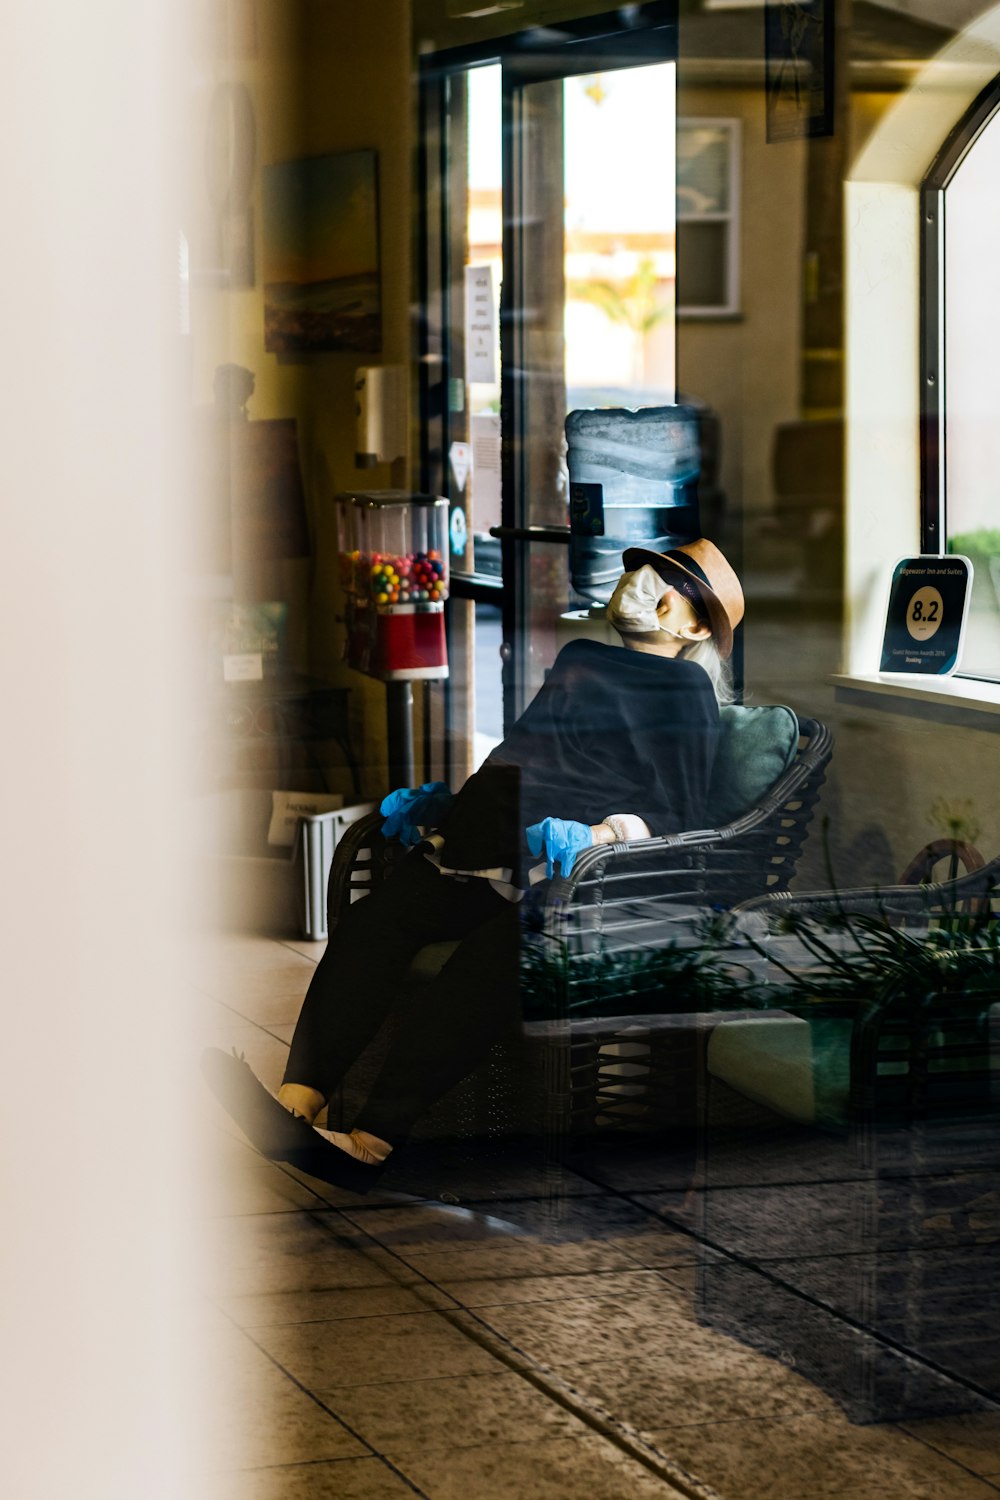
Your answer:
[437,640,720,881]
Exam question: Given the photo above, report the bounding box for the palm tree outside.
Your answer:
[569,255,673,386]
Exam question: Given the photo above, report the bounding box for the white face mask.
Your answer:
[607,564,699,640]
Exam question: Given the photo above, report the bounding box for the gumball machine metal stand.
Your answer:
[336,491,450,787]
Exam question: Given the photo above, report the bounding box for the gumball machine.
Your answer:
[336,491,449,679]
[336,491,450,785]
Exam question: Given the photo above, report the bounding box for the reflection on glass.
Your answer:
[944,105,1000,682]
[677,123,731,214]
[460,59,679,716]
[467,64,503,579]
[564,64,677,408]
[472,600,503,771]
[515,61,677,705]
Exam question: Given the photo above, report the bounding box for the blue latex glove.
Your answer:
[379,783,453,846]
[525,817,593,879]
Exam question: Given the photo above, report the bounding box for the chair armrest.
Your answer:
[733,851,1000,921]
[548,715,834,904]
[326,809,395,935]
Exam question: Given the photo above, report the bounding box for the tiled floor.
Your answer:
[192,930,1000,1499]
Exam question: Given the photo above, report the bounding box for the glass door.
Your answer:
[420,58,507,783]
[419,6,678,770]
[502,49,677,719]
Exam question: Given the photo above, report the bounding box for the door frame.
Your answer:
[418,3,679,753]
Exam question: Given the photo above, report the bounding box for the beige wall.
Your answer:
[676,84,806,521]
[297,0,415,790]
[821,12,1000,888]
[747,619,1000,890]
[189,0,415,795]
[189,2,306,415]
[676,56,1000,891]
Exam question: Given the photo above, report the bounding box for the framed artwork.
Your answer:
[205,83,257,289]
[765,1,834,143]
[262,150,381,354]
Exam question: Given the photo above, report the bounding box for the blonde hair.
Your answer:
[678,636,735,706]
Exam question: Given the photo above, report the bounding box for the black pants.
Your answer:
[283,852,521,1143]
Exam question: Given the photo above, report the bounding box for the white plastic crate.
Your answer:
[300,803,376,939]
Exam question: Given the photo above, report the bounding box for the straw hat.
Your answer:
[621,539,745,659]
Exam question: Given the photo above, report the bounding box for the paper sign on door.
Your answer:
[465,264,497,385]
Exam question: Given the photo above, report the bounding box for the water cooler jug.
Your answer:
[566,406,702,603]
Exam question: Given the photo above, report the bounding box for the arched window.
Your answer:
[922,76,1000,683]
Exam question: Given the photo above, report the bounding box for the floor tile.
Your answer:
[471,1292,773,1376]
[204,963,315,1026]
[202,1134,329,1218]
[188,927,1000,1498]
[280,1167,429,1211]
[213,1455,417,1499]
[202,1210,406,1297]
[676,1128,857,1189]
[393,1237,646,1283]
[219,1282,452,1328]
[464,1191,697,1252]
[656,1264,699,1296]
[337,1201,538,1255]
[463,1193,705,1269]
[436,1266,675,1309]
[278,937,326,964]
[252,1308,507,1388]
[615,1230,712,1269]
[371,1149,602,1207]
[267,1022,297,1045]
[322,1370,586,1457]
[182,932,307,981]
[900,1412,1000,1475]
[339,1196,700,1276]
[202,1324,367,1472]
[648,1411,1000,1500]
[197,1016,291,1095]
[393,1432,689,1499]
[569,1142,701,1195]
[569,1351,834,1431]
[686,1180,872,1261]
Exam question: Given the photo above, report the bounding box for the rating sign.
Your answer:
[879,556,972,676]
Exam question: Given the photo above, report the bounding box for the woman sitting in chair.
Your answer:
[204,539,744,1191]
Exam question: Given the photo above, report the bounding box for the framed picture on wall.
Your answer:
[765,1,834,143]
[262,150,381,354]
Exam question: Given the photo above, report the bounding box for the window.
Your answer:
[676,118,740,317]
[922,78,1000,684]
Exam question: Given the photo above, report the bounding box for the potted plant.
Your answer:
[950,528,1000,613]
[740,906,1000,1124]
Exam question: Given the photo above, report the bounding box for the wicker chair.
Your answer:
[321,716,832,1142]
[734,851,1000,921]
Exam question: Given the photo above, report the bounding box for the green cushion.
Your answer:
[706,703,799,826]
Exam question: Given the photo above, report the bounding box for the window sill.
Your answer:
[832,673,1000,731]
